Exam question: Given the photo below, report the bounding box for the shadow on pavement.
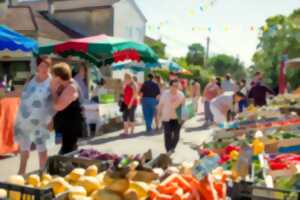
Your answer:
[87,131,147,145]
[185,124,210,133]
[0,154,15,160]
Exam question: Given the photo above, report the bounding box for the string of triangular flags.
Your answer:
[146,23,300,33]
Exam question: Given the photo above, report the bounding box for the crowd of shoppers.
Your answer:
[14,54,276,174]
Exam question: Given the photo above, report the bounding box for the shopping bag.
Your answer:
[176,104,189,124]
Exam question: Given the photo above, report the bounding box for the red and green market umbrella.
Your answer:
[38,34,158,66]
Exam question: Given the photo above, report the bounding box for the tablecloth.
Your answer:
[0,97,20,155]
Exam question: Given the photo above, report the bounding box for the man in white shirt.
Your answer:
[158,79,185,152]
[210,91,245,124]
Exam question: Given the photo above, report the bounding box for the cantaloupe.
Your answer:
[106,178,129,194]
[129,181,149,198]
[103,172,114,186]
[49,177,71,196]
[91,189,122,200]
[85,165,98,177]
[6,175,25,200]
[95,172,105,183]
[68,186,87,200]
[27,174,40,187]
[77,176,102,195]
[6,175,25,185]
[68,168,86,182]
[41,173,52,182]
[71,195,92,200]
[0,189,7,199]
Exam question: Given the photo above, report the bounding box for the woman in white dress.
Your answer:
[14,57,53,175]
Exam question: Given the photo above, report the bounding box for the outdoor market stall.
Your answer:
[38,35,159,135]
[0,25,37,155]
[2,95,300,200]
[192,93,300,199]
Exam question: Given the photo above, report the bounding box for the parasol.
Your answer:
[38,34,158,66]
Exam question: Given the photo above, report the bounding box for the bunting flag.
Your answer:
[146,23,299,33]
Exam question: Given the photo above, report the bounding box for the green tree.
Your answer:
[144,37,166,58]
[252,9,300,89]
[175,57,189,68]
[208,54,246,80]
[186,43,205,66]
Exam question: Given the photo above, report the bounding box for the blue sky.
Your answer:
[136,0,300,66]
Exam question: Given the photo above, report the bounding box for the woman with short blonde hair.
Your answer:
[51,62,85,154]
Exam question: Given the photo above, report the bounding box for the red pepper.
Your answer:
[269,161,288,170]
[224,145,240,155]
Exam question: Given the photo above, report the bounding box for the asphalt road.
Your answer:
[0,115,213,180]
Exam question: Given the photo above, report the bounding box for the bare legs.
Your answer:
[18,151,29,175]
[39,151,48,170]
[18,150,48,175]
[123,121,135,135]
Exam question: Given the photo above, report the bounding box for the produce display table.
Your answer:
[83,103,121,125]
[0,97,20,155]
[83,103,144,135]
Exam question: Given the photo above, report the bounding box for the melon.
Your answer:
[68,186,87,200]
[85,165,98,177]
[77,176,102,194]
[91,189,122,200]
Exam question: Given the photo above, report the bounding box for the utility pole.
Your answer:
[205,36,210,68]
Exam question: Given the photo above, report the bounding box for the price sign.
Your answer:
[192,155,220,180]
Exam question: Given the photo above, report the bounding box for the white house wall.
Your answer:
[113,0,146,43]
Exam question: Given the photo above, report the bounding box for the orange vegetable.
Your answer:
[150,189,173,200]
[155,193,173,200]
[214,182,225,200]
[157,185,177,195]
[161,174,192,193]
[197,177,216,200]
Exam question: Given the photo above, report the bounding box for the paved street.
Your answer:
[0,116,213,180]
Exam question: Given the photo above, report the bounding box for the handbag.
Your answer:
[176,103,189,124]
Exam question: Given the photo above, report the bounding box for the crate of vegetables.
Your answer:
[0,150,161,200]
[0,153,113,200]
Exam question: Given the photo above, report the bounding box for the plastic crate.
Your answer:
[0,182,67,200]
[0,154,111,200]
[231,181,300,200]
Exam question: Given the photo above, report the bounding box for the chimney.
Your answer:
[0,0,7,18]
[48,0,55,15]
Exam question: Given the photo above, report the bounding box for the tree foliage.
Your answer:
[144,37,166,58]
[252,9,300,89]
[186,43,205,66]
[208,54,246,80]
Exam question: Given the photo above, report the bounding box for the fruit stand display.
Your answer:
[191,94,300,199]
[214,94,300,140]
[0,148,230,200]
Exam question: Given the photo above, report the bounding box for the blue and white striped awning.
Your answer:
[112,60,161,72]
[159,59,182,72]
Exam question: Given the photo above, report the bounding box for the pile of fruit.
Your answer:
[0,163,155,200]
[0,160,230,200]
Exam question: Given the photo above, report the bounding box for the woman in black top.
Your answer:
[51,62,85,155]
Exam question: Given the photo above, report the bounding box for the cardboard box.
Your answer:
[278,138,300,147]
[261,138,279,153]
